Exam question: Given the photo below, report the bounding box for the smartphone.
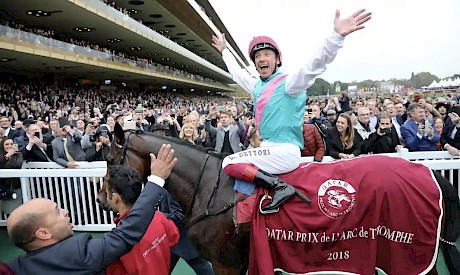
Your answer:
[216,106,225,112]
[34,132,40,138]
[382,128,391,135]
[424,119,430,136]
[13,143,18,150]
[101,130,108,137]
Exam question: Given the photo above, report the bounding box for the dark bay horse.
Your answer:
[103,126,250,275]
[99,125,460,275]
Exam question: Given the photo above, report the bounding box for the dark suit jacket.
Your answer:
[8,182,167,275]
[51,132,86,167]
[5,128,20,140]
[326,127,363,159]
[441,118,460,149]
[362,126,400,154]
[159,193,201,260]
[400,119,439,151]
[16,134,52,162]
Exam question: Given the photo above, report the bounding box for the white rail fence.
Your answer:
[0,150,459,232]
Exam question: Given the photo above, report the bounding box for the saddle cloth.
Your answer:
[248,155,443,275]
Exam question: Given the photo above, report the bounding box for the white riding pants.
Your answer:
[222,141,301,175]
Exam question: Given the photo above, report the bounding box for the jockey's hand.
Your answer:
[334,9,372,37]
[445,144,460,156]
[211,33,227,53]
[150,144,177,180]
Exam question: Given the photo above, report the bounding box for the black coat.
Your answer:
[441,118,460,149]
[0,152,23,189]
[160,193,202,260]
[326,127,362,159]
[362,126,400,154]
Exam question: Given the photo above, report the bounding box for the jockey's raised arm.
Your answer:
[212,9,372,213]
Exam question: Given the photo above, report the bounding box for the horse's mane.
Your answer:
[133,130,229,159]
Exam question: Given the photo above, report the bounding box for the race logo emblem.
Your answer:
[318,179,356,219]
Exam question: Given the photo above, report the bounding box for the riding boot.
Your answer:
[253,169,311,212]
[223,163,311,212]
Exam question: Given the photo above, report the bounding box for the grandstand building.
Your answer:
[0,0,250,96]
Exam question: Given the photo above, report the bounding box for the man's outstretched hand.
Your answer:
[212,33,227,53]
[150,144,177,180]
[334,9,372,37]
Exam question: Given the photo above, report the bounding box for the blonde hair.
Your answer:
[338,113,355,149]
[179,122,198,141]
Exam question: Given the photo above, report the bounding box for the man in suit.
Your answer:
[43,119,60,157]
[7,145,176,274]
[16,123,53,162]
[400,103,439,151]
[51,125,86,168]
[385,102,404,139]
[441,111,460,156]
[0,116,19,140]
[205,107,245,154]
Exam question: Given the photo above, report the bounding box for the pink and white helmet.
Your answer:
[248,36,282,67]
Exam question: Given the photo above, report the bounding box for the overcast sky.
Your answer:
[209,0,460,83]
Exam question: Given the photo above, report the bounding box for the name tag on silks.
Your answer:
[234,179,255,195]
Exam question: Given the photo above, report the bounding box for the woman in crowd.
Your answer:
[326,113,362,159]
[433,116,444,150]
[0,138,23,214]
[178,122,201,146]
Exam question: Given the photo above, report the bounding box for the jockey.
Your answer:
[211,9,372,212]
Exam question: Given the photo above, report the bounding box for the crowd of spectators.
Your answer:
[1,81,460,214]
[0,20,225,86]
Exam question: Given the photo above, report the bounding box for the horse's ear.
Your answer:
[114,122,124,142]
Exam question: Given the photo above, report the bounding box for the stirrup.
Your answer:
[259,194,279,215]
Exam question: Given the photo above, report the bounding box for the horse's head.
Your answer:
[98,122,148,211]
[106,122,125,166]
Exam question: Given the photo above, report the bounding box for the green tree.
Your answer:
[308,78,333,96]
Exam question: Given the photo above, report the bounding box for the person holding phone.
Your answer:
[15,123,52,162]
[0,138,24,214]
[440,107,460,156]
[362,114,402,154]
[86,125,112,162]
[401,103,439,152]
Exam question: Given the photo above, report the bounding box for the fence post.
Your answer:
[398,148,410,160]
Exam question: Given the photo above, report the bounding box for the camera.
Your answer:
[380,127,391,135]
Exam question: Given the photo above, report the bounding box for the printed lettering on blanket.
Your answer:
[249,155,443,275]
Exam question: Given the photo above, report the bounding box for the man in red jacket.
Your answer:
[105,166,179,275]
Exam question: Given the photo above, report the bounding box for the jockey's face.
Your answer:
[254,49,279,79]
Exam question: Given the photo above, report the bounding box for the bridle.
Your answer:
[113,131,135,166]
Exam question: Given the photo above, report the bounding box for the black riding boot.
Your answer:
[254,169,311,212]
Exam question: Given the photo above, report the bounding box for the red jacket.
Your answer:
[301,124,325,161]
[106,210,179,275]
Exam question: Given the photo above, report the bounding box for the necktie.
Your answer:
[63,137,74,162]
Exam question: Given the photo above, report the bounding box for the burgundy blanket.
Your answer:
[249,155,442,275]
